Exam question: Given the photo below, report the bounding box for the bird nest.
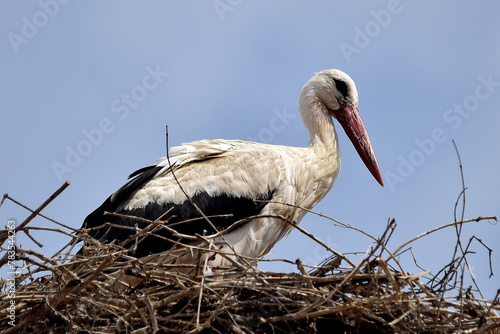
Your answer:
[1,188,499,333]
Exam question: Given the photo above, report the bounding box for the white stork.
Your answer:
[81,69,383,272]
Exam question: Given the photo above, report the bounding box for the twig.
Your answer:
[196,239,213,328]
[103,211,197,241]
[281,218,356,268]
[0,181,70,246]
[0,193,77,232]
[142,292,158,333]
[470,236,495,278]
[387,216,497,262]
[163,127,254,270]
[295,258,314,289]
[255,199,379,243]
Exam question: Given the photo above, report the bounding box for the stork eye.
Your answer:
[333,79,348,98]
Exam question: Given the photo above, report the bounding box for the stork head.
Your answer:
[304,69,383,187]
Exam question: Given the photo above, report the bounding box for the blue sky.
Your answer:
[1,1,499,298]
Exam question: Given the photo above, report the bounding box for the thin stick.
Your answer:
[196,239,213,328]
[0,181,70,246]
[1,194,77,232]
[281,218,356,268]
[164,128,218,234]
[103,211,197,241]
[143,292,159,332]
[437,140,469,331]
[164,127,254,269]
[0,193,8,208]
[255,199,379,243]
[387,216,497,262]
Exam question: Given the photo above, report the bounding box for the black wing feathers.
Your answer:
[82,165,162,231]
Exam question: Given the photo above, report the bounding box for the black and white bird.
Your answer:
[81,69,383,272]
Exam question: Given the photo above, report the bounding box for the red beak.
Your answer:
[333,105,384,187]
